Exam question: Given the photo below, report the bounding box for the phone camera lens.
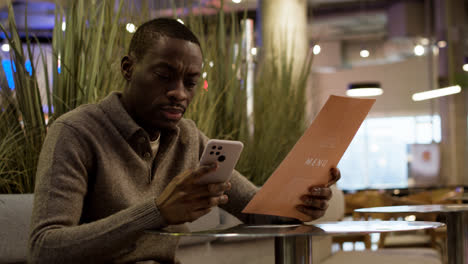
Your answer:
[212,146,216,149]
[218,155,226,162]
[218,146,223,150]
[216,152,220,155]
[210,151,214,155]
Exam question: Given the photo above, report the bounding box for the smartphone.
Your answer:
[197,139,244,184]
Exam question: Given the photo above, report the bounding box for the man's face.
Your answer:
[121,36,203,135]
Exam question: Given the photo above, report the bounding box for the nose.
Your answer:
[167,80,188,102]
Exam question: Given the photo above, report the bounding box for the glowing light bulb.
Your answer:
[420,38,429,45]
[405,215,416,221]
[414,45,425,56]
[1,43,10,52]
[126,23,136,33]
[313,45,321,55]
[360,49,370,58]
[437,40,447,48]
[251,47,257,56]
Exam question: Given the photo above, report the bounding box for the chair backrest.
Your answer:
[0,194,34,263]
[306,184,345,224]
[305,185,345,263]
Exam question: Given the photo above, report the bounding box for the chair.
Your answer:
[378,188,461,259]
[332,190,394,250]
[322,248,442,264]
[322,189,443,264]
[0,193,34,263]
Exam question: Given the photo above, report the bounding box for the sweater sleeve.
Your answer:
[29,121,166,264]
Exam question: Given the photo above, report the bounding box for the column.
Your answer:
[260,0,308,75]
[437,0,468,185]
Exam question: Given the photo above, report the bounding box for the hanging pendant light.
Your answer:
[412,85,462,101]
[346,82,383,97]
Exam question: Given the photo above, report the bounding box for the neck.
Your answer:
[120,93,161,141]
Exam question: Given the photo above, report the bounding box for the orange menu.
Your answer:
[242,95,375,220]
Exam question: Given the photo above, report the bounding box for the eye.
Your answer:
[185,79,198,90]
[154,72,170,81]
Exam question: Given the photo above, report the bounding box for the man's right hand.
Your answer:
[156,163,231,225]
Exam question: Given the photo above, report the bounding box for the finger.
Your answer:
[188,207,212,222]
[218,194,229,205]
[207,181,231,195]
[308,187,332,199]
[188,163,218,182]
[188,182,230,200]
[296,205,326,220]
[300,195,329,210]
[327,167,341,186]
[192,194,229,210]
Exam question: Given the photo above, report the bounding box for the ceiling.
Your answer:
[0,0,394,41]
[1,0,465,68]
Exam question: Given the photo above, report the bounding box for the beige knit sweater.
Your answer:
[29,92,258,263]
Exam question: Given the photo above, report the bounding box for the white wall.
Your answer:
[308,55,439,121]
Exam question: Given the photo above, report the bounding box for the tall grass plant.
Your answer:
[0,0,312,192]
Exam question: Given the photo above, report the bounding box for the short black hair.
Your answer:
[128,18,201,61]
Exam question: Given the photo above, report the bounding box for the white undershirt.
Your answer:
[150,134,161,157]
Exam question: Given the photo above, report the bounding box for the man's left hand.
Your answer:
[295,167,341,221]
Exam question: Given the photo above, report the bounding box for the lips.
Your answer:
[161,106,185,121]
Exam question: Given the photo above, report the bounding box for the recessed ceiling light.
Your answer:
[437,40,447,48]
[420,38,429,45]
[360,49,370,58]
[313,45,321,55]
[414,45,425,56]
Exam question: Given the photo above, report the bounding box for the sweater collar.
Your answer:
[99,92,143,140]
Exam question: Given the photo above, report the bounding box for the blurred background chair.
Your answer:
[332,190,394,250]
[345,187,463,262]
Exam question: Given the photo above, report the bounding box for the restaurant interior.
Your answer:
[0,0,467,263]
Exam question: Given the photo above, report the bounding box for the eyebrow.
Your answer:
[152,62,177,72]
[152,62,200,77]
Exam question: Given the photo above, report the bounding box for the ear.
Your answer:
[121,55,134,81]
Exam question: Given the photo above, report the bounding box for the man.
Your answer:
[29,18,339,263]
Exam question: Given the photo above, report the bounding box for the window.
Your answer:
[337,115,441,191]
[1,59,33,90]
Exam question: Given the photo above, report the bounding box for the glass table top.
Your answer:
[148,221,444,238]
[355,204,468,213]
